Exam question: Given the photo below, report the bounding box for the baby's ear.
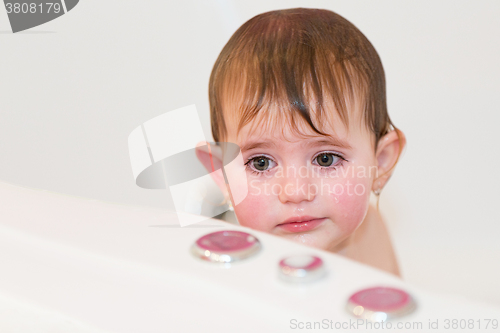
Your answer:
[373,128,406,192]
[195,141,227,195]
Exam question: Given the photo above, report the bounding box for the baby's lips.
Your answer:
[279,215,324,225]
[276,218,326,233]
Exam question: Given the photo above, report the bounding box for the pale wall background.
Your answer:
[1,0,499,305]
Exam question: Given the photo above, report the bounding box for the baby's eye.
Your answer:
[316,153,334,166]
[245,156,276,173]
[253,157,269,171]
[313,152,344,167]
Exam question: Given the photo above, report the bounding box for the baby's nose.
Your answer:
[277,174,315,204]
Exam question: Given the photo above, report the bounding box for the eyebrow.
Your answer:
[240,136,352,152]
[308,138,352,150]
[240,141,277,152]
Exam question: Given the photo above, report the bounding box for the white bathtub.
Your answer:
[1,180,498,332]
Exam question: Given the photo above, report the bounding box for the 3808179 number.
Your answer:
[5,2,62,14]
[444,319,498,330]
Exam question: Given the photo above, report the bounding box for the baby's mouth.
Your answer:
[276,216,326,233]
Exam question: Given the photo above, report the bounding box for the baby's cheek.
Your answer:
[233,180,276,232]
[326,177,371,232]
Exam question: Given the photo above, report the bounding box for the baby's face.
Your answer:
[223,104,378,252]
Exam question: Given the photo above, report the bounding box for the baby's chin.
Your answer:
[279,232,337,251]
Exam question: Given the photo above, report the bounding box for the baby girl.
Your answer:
[196,8,406,276]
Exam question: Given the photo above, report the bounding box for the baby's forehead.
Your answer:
[223,97,366,145]
[237,115,344,143]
